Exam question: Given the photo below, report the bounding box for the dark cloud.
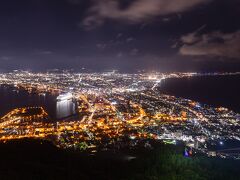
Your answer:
[126,37,134,43]
[180,25,206,44]
[130,48,139,56]
[0,56,12,61]
[96,43,107,49]
[0,0,240,72]
[67,0,81,4]
[37,51,54,55]
[179,30,240,59]
[82,0,211,29]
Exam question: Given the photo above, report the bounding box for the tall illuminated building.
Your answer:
[56,93,76,119]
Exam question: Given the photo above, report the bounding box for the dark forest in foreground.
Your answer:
[0,139,239,180]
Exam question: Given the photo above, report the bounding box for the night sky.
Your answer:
[0,0,240,72]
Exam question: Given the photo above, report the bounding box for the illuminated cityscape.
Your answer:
[0,71,239,159]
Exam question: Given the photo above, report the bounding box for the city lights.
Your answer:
[0,71,239,159]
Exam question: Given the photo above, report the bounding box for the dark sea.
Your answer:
[159,75,240,113]
[0,86,56,118]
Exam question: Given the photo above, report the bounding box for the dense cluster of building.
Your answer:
[0,70,239,159]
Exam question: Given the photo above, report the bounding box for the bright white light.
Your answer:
[57,93,73,101]
[111,101,117,105]
[129,135,136,140]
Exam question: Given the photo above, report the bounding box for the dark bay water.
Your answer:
[159,75,240,113]
[0,86,56,118]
